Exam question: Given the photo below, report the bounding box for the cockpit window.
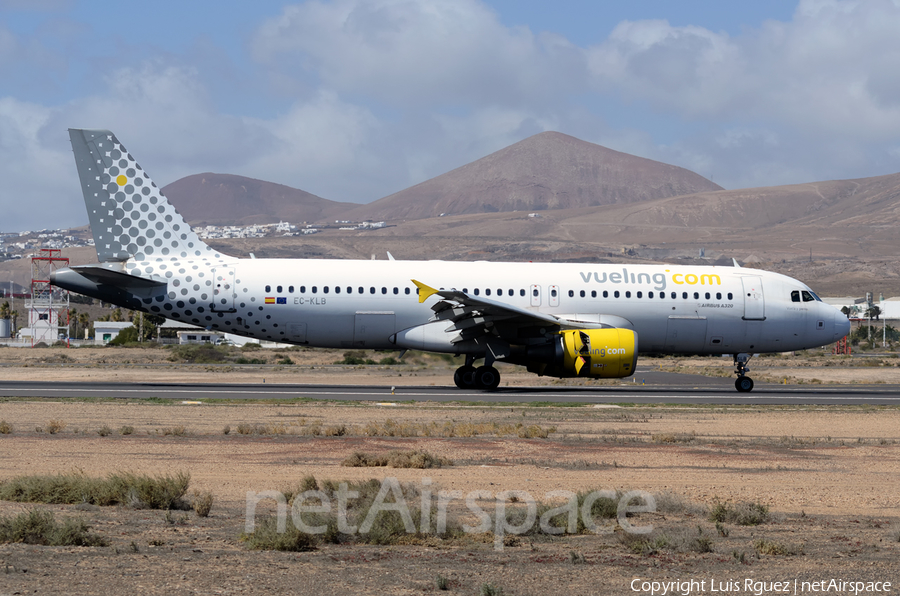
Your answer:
[791,290,801,302]
[808,290,822,302]
[801,290,816,302]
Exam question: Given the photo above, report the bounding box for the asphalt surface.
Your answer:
[1,371,899,405]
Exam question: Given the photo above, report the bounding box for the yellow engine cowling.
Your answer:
[559,328,638,378]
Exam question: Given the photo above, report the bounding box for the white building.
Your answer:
[93,321,134,345]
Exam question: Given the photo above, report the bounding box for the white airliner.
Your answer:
[51,129,850,393]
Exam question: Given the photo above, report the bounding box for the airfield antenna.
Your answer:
[27,249,69,347]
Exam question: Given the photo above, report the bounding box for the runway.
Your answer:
[2,377,900,405]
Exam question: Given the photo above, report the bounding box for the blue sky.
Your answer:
[2,0,899,230]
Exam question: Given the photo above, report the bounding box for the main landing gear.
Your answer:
[454,355,500,391]
[733,353,754,393]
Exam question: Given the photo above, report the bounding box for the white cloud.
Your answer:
[251,0,586,107]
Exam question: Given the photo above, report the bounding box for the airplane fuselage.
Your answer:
[58,257,847,355]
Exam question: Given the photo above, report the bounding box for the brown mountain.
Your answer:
[162,173,356,226]
[341,131,723,221]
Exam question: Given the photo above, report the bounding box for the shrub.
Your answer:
[192,490,214,517]
[168,344,229,364]
[336,351,375,365]
[0,471,191,510]
[0,509,107,547]
[46,419,67,434]
[754,539,802,556]
[241,516,317,552]
[119,425,134,436]
[97,425,112,437]
[341,450,453,469]
[0,420,11,434]
[709,501,770,526]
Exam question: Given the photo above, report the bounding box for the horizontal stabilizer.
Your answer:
[52,264,167,299]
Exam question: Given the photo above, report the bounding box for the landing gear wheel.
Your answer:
[735,377,754,393]
[453,365,476,389]
[473,365,501,391]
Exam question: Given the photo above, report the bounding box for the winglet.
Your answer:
[732,258,741,268]
[412,279,438,303]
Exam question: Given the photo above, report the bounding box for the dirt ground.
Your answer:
[1,347,900,594]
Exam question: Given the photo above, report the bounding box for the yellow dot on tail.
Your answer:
[116,175,127,186]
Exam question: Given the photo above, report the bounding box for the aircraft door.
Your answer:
[212,265,237,312]
[530,285,541,307]
[549,285,560,307]
[741,276,765,320]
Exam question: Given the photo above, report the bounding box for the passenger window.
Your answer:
[551,289,558,297]
[614,291,620,298]
[300,285,306,293]
[580,290,585,298]
[682,292,687,299]
[335,286,340,294]
[636,291,642,298]
[672,292,677,299]
[289,286,294,293]
[569,290,575,298]
[497,289,502,296]
[323,286,329,294]
[591,290,597,298]
[312,286,317,294]
[648,291,653,298]
[603,290,609,298]
[381,287,387,294]
[508,289,514,296]
[520,289,525,297]
[791,290,801,302]
[393,287,399,295]
[486,289,491,296]
[727,292,733,300]
[370,287,376,294]
[405,288,410,295]
[532,289,538,297]
[475,289,480,296]
[694,292,699,299]
[802,290,815,302]
[277,285,282,293]
[265,285,271,293]
[705,292,711,299]
[625,291,631,298]
[716,292,722,300]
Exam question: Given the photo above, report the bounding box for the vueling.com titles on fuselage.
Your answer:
[578,269,723,292]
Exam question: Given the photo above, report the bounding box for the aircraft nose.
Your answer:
[834,309,851,341]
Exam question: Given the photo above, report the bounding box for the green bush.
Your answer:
[167,344,230,363]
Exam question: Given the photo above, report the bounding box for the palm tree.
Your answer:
[70,308,78,339]
[78,313,90,340]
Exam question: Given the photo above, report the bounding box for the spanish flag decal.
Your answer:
[265,297,275,304]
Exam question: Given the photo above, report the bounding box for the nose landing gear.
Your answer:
[733,353,754,392]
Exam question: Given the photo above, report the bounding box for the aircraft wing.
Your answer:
[411,279,611,348]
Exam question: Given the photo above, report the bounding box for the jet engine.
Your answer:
[525,328,638,379]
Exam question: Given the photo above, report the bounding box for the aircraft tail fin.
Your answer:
[68,129,219,263]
